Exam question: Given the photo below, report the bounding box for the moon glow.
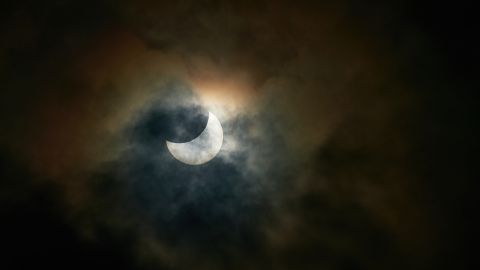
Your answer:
[166,112,223,165]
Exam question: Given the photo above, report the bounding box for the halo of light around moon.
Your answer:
[166,112,223,165]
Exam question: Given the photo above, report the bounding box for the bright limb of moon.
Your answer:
[166,112,223,165]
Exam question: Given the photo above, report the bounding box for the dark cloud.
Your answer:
[0,1,477,270]
[130,82,209,143]
[74,81,292,269]
[0,150,140,270]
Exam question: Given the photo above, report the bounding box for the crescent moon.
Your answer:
[166,112,223,165]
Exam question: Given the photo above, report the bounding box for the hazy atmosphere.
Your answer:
[1,1,476,270]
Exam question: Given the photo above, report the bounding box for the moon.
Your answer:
[166,112,223,165]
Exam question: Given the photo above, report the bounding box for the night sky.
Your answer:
[0,1,477,270]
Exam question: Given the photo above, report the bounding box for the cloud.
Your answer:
[71,81,293,269]
[1,1,475,270]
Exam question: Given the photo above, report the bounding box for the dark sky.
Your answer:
[0,1,477,270]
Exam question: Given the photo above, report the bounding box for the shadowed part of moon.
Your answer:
[166,112,223,165]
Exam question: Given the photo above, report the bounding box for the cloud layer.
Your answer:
[1,1,476,270]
